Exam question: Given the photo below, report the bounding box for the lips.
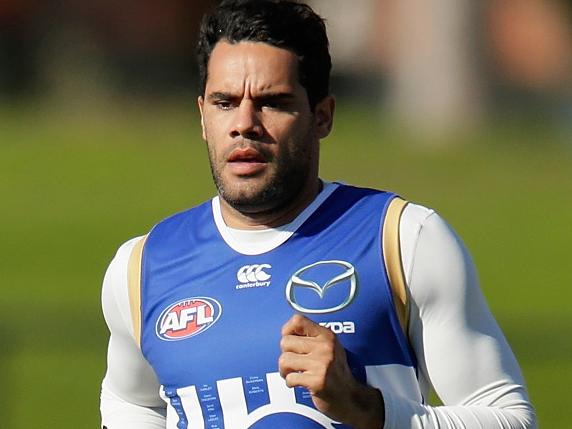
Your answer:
[228,147,267,163]
[227,147,268,176]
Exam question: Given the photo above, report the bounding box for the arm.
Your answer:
[100,238,167,429]
[381,204,537,428]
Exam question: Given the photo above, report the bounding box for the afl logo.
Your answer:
[156,297,222,341]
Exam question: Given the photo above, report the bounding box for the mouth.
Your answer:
[228,147,267,163]
[227,147,268,176]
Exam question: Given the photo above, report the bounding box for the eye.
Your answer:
[263,101,279,109]
[261,99,286,111]
[215,100,234,110]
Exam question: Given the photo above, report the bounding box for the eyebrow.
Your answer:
[206,92,234,102]
[206,91,296,103]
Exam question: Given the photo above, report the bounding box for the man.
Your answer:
[100,1,536,428]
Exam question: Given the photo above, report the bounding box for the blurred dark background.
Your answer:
[1,0,571,133]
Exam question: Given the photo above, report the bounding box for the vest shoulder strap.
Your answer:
[127,235,147,348]
[382,197,410,337]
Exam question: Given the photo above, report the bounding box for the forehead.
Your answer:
[205,41,302,94]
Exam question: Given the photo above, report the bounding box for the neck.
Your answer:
[219,179,322,229]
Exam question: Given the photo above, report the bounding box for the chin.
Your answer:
[222,193,274,213]
[220,185,286,215]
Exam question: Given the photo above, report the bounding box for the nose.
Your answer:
[230,100,264,139]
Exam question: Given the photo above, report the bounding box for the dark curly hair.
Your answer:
[197,0,331,109]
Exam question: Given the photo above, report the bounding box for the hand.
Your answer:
[278,314,384,429]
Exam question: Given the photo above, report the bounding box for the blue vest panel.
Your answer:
[140,184,416,429]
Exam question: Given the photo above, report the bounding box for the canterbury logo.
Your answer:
[235,264,272,290]
[237,264,271,283]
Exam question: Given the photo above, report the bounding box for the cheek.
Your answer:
[205,135,223,166]
[285,119,314,152]
[204,121,227,155]
[268,116,310,145]
[203,108,231,136]
[202,117,217,141]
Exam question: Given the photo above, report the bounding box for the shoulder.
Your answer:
[398,201,468,286]
[398,201,477,308]
[104,236,147,284]
[102,235,147,337]
[400,201,436,231]
[400,202,466,260]
[115,235,146,260]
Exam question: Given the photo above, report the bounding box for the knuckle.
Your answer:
[319,340,335,356]
[278,354,288,369]
[292,313,305,324]
[285,374,296,388]
[323,328,335,341]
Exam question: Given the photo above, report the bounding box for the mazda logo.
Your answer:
[285,260,358,314]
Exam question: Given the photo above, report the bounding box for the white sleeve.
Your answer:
[100,237,167,429]
[382,204,537,428]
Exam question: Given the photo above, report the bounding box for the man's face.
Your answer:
[198,41,331,215]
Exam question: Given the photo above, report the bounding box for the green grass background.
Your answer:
[1,102,570,428]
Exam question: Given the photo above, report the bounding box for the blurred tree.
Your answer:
[377,0,484,139]
[485,0,572,131]
[486,0,572,91]
[0,0,42,99]
[75,0,214,95]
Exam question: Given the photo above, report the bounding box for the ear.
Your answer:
[314,95,336,139]
[198,96,207,140]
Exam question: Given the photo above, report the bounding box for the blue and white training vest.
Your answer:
[138,183,421,429]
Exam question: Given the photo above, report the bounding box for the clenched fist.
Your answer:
[278,314,384,429]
